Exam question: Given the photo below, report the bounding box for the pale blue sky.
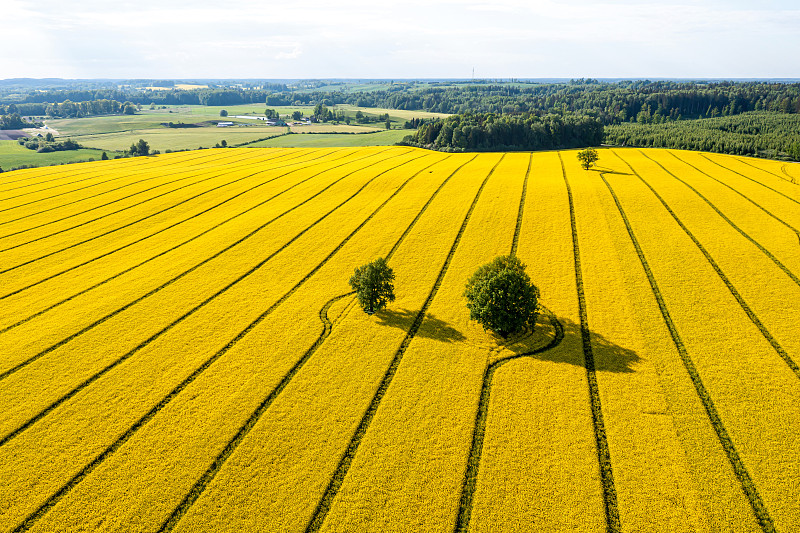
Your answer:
[1,0,798,79]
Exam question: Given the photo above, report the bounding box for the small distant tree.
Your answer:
[101,151,109,160]
[45,132,54,142]
[219,109,228,117]
[220,139,227,147]
[577,148,599,170]
[265,108,279,119]
[385,119,391,130]
[129,138,150,156]
[349,257,395,315]
[464,255,539,338]
[292,110,303,120]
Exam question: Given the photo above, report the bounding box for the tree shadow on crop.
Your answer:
[590,167,631,176]
[373,308,466,343]
[505,315,640,373]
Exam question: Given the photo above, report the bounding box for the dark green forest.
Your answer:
[605,112,800,160]
[403,112,603,152]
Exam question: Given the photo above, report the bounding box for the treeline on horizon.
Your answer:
[3,80,800,124]
[401,112,603,152]
[1,80,800,160]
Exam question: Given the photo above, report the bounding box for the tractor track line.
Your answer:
[0,149,292,237]
[0,151,284,252]
[508,152,533,257]
[156,154,471,533]
[0,149,238,210]
[699,154,800,206]
[559,152,621,533]
[9,152,439,533]
[0,147,228,190]
[303,154,504,533]
[666,151,800,246]
[0,150,219,194]
[454,309,564,533]
[613,150,800,381]
[0,149,355,275]
[454,152,564,532]
[780,165,797,185]
[0,158,343,336]
[0,149,293,227]
[639,150,800,287]
[0,149,357,300]
[597,168,776,533]
[0,151,419,449]
[734,157,798,187]
[0,149,403,382]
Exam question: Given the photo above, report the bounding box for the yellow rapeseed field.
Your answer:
[0,146,798,533]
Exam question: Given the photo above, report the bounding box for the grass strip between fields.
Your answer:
[301,154,502,533]
[613,150,800,381]
[638,150,800,288]
[665,152,800,246]
[558,152,622,533]
[10,152,444,533]
[0,149,351,303]
[596,168,777,533]
[0,149,405,408]
[0,151,277,252]
[0,149,271,241]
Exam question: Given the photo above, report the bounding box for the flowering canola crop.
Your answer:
[0,146,797,533]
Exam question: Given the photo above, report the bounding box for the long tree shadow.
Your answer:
[373,308,466,343]
[590,167,632,177]
[504,315,640,373]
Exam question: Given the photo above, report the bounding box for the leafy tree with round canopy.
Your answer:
[349,257,396,315]
[464,255,539,338]
[577,148,599,170]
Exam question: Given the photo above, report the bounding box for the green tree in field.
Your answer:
[349,257,395,315]
[101,151,109,160]
[45,132,54,142]
[385,118,391,130]
[219,109,228,117]
[265,108,279,119]
[129,139,150,156]
[577,148,599,170]
[464,255,539,339]
[292,111,303,120]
